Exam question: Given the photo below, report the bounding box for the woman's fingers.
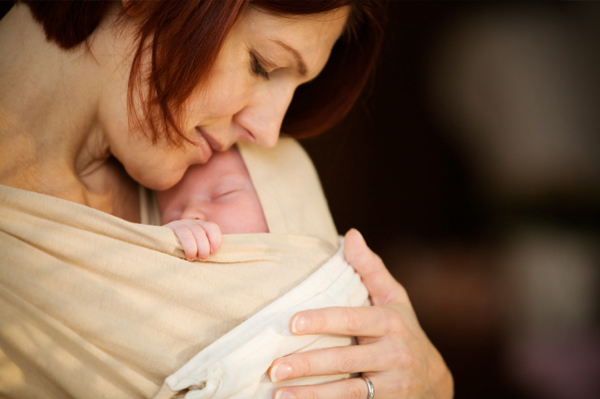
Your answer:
[272,229,454,398]
[273,376,380,399]
[290,306,400,338]
[344,229,407,306]
[269,343,392,383]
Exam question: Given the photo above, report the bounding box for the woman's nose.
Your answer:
[236,83,296,148]
[180,204,208,221]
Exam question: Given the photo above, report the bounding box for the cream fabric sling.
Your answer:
[0,138,368,399]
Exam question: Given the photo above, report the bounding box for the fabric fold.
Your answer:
[0,137,367,398]
[154,239,369,399]
[0,187,336,397]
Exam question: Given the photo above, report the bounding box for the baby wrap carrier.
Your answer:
[0,138,369,399]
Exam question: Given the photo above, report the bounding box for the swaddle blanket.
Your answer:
[0,138,369,398]
[154,240,369,399]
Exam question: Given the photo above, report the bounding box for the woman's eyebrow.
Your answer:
[271,39,308,77]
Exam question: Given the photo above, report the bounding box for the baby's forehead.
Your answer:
[182,149,253,190]
[204,149,251,179]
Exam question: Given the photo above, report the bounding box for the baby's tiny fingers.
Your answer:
[186,222,211,261]
[170,224,199,261]
[195,221,222,254]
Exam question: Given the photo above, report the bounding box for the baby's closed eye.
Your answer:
[211,184,247,201]
[213,189,239,199]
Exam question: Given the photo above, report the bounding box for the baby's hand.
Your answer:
[164,219,222,261]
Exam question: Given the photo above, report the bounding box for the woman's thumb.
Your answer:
[344,229,399,304]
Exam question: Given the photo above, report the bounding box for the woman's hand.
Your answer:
[269,229,454,399]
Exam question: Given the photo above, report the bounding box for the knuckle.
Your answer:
[179,225,193,236]
[309,312,326,333]
[342,308,361,333]
[205,221,219,229]
[393,347,415,370]
[387,377,406,395]
[342,383,363,399]
[387,312,409,336]
[335,348,357,373]
[191,224,207,236]
[296,356,312,377]
[180,231,196,246]
[396,376,412,393]
[196,234,208,246]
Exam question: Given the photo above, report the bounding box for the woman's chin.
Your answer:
[134,171,183,192]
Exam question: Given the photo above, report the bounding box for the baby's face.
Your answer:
[156,147,269,234]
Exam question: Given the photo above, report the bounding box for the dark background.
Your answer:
[301,2,600,399]
[303,3,513,397]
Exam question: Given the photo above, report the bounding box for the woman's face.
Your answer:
[103,6,349,190]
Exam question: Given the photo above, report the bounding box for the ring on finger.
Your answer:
[361,376,375,399]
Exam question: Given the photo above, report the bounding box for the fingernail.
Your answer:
[270,363,293,382]
[275,391,296,399]
[349,228,365,242]
[291,315,310,333]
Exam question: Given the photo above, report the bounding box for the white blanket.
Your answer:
[154,240,369,399]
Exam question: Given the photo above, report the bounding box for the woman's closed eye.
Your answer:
[250,52,270,80]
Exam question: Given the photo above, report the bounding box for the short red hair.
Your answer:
[22,0,385,144]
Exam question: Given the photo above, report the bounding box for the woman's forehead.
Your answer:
[236,6,349,76]
[242,6,349,40]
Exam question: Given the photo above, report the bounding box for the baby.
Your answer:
[156,146,269,261]
[154,140,365,397]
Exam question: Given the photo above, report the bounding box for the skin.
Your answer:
[0,3,453,398]
[157,147,268,261]
[271,229,454,399]
[0,3,348,216]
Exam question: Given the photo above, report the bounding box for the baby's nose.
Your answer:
[180,206,208,221]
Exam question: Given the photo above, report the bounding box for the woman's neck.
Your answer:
[0,3,140,221]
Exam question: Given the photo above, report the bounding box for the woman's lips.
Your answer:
[195,127,226,154]
[195,127,217,161]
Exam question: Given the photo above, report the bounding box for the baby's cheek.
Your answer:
[236,208,269,234]
[253,211,269,233]
[160,208,179,226]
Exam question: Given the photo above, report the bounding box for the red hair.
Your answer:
[22,0,385,144]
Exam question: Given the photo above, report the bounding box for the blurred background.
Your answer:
[302,2,600,399]
[2,1,598,398]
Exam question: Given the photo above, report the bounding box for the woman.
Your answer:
[0,1,453,398]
